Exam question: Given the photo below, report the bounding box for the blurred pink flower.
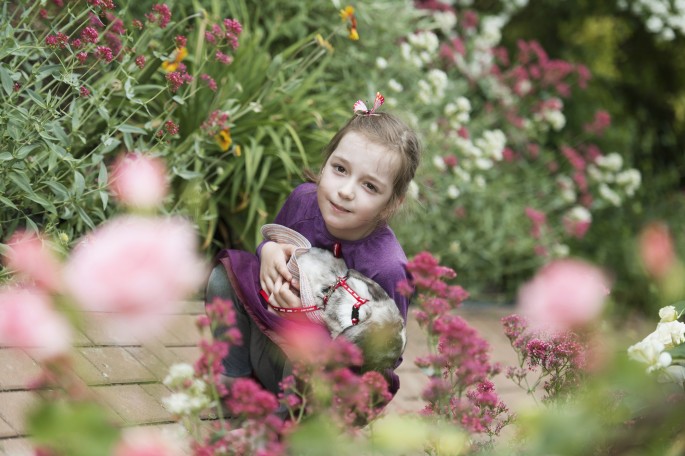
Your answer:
[4,231,62,292]
[113,427,184,456]
[0,287,71,359]
[63,216,206,339]
[109,153,169,208]
[639,222,677,280]
[517,259,610,332]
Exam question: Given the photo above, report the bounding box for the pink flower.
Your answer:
[76,52,88,63]
[174,35,187,48]
[146,3,172,29]
[4,231,62,292]
[0,287,71,359]
[108,153,168,208]
[135,55,146,69]
[113,427,184,456]
[163,120,179,136]
[517,259,611,332]
[81,26,99,43]
[79,86,90,97]
[524,207,546,239]
[63,215,206,340]
[95,45,113,63]
[639,222,677,280]
[200,73,217,91]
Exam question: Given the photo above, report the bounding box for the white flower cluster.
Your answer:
[628,306,685,386]
[418,69,449,104]
[618,0,685,40]
[533,99,566,132]
[401,31,440,69]
[438,129,506,190]
[444,96,472,129]
[556,175,576,203]
[587,152,642,207]
[162,363,212,417]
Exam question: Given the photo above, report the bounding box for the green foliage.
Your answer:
[27,400,121,456]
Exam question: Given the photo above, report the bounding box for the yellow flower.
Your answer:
[340,6,355,21]
[215,129,232,151]
[315,33,334,53]
[234,145,242,157]
[348,27,359,41]
[161,47,188,73]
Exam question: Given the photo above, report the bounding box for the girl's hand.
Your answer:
[259,241,296,294]
[268,276,303,310]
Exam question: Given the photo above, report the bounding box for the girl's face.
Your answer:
[317,131,399,241]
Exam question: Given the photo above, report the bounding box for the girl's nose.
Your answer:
[338,181,355,200]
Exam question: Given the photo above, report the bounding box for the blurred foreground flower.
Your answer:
[114,427,186,456]
[109,153,169,209]
[63,215,206,339]
[0,287,72,360]
[639,222,677,280]
[517,258,611,332]
[4,231,62,292]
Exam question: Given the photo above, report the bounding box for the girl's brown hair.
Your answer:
[307,112,421,220]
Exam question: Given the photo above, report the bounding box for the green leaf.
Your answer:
[98,161,108,187]
[100,137,120,154]
[45,181,70,200]
[76,205,95,229]
[0,195,17,210]
[97,106,110,122]
[16,143,41,159]
[27,400,120,456]
[0,63,13,96]
[26,88,45,107]
[0,152,13,161]
[99,190,108,210]
[124,77,135,100]
[9,171,33,195]
[26,193,57,214]
[73,171,85,197]
[668,344,685,359]
[70,100,81,131]
[36,64,61,79]
[172,95,185,105]
[117,124,146,134]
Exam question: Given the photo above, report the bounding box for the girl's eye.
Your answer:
[333,164,346,173]
[364,182,378,192]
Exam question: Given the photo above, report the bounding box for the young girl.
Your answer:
[207,94,421,403]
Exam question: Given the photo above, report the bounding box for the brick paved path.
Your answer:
[0,302,529,455]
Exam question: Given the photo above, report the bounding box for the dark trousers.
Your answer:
[205,264,290,396]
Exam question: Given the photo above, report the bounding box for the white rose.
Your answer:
[628,338,669,372]
[659,305,679,322]
[652,321,685,348]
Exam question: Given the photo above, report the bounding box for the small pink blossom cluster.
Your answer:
[501,314,588,403]
[201,110,231,136]
[145,3,172,29]
[275,326,391,427]
[398,251,469,328]
[165,68,192,93]
[417,314,512,437]
[204,17,243,65]
[402,252,511,438]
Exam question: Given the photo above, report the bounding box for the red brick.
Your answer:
[0,350,41,391]
[79,347,155,384]
[93,385,172,424]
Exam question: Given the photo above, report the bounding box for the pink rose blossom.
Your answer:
[4,231,62,292]
[63,215,206,340]
[517,259,611,332]
[113,427,185,456]
[639,222,677,280]
[108,153,169,208]
[0,287,71,359]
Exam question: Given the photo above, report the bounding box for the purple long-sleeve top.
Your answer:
[217,182,410,395]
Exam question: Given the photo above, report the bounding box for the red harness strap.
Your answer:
[323,274,369,325]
